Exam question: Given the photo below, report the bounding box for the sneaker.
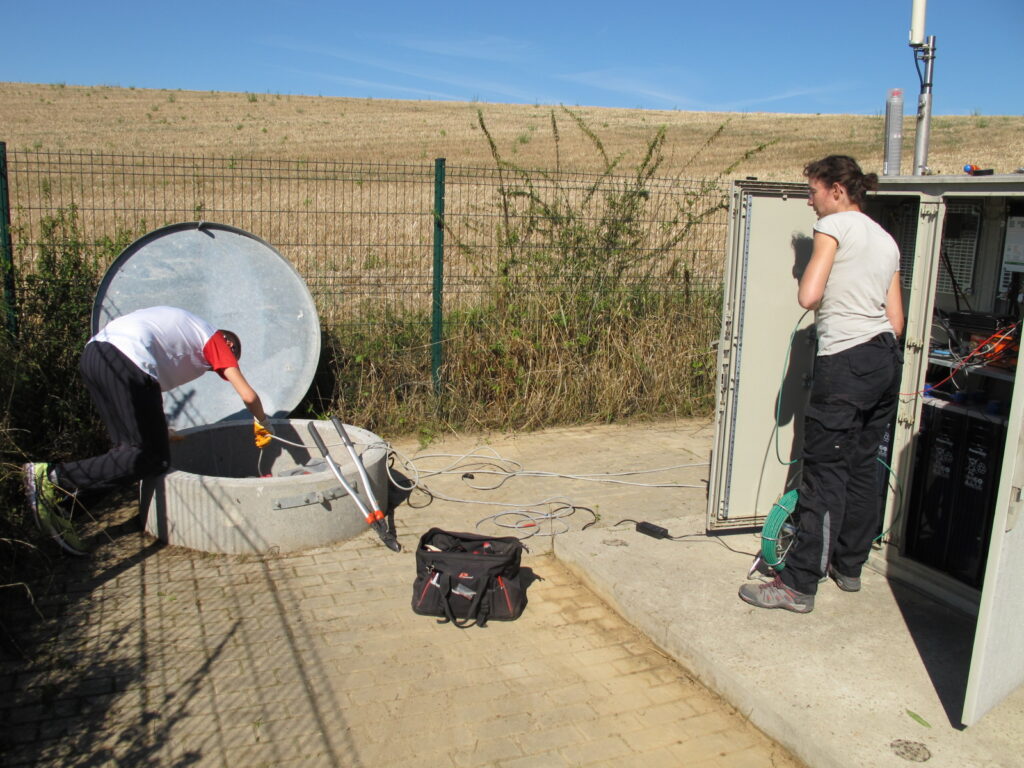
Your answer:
[22,463,87,556]
[739,575,814,613]
[828,565,861,593]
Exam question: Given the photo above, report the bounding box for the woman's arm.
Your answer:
[885,271,905,337]
[798,231,838,309]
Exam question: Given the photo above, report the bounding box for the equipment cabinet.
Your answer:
[707,175,1024,725]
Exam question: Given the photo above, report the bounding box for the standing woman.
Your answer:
[740,155,904,613]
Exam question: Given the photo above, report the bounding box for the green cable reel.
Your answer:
[760,489,799,569]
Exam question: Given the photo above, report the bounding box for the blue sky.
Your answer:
[1,0,1021,115]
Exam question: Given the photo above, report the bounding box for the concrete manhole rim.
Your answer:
[143,419,391,555]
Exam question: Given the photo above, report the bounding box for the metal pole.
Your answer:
[431,158,446,395]
[0,142,17,336]
[912,36,936,176]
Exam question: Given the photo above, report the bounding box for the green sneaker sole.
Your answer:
[22,463,87,556]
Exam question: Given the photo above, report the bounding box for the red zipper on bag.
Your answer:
[497,576,513,614]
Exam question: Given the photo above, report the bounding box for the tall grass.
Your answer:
[316,108,767,436]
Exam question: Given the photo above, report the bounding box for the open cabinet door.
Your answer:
[708,182,819,530]
[963,380,1024,725]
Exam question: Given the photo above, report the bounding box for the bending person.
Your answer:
[740,155,904,614]
[23,305,274,555]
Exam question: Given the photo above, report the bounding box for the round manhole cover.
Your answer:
[92,222,320,429]
[890,739,931,762]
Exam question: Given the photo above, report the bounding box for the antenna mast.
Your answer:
[909,0,936,175]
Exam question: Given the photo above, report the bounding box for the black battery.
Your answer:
[904,404,965,571]
[904,402,1006,588]
[944,416,1005,588]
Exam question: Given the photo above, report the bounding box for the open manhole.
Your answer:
[95,222,387,554]
[142,419,388,554]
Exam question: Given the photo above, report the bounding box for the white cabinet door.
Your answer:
[963,354,1024,725]
[708,182,819,530]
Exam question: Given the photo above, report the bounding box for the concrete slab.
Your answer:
[548,426,1024,768]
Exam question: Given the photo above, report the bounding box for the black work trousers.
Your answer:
[780,333,902,595]
[54,341,171,493]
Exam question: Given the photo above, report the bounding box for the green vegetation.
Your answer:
[314,109,768,437]
[0,205,137,583]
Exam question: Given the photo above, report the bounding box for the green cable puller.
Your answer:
[759,488,799,570]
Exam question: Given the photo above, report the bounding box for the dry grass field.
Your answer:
[2,81,1022,178]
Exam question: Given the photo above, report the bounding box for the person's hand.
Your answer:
[254,417,275,448]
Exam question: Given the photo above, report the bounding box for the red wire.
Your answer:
[901,322,1020,397]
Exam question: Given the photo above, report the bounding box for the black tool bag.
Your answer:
[412,528,527,628]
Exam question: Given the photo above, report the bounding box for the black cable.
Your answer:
[940,247,972,312]
[405,487,436,509]
[576,506,598,530]
[613,519,757,557]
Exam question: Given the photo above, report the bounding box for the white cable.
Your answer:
[475,509,575,539]
[252,435,704,538]
[402,447,707,489]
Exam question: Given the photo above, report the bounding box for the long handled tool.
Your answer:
[306,421,401,552]
[331,417,401,551]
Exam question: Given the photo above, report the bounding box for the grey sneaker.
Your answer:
[828,566,861,592]
[739,576,814,613]
[22,463,87,556]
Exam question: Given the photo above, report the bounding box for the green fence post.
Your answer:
[0,142,17,336]
[431,158,446,395]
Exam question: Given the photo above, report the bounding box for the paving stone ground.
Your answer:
[0,420,803,767]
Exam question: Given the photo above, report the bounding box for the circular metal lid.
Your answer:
[92,222,320,430]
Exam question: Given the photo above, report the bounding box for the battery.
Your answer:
[905,403,964,571]
[904,402,1006,588]
[945,416,1005,587]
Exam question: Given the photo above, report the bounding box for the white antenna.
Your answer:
[909,0,936,175]
[909,0,928,46]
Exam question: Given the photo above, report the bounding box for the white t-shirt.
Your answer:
[91,306,236,391]
[813,211,900,356]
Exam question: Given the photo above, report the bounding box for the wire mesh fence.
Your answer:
[3,148,727,327]
[1,148,728,427]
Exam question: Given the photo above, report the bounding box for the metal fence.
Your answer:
[1,146,727,324]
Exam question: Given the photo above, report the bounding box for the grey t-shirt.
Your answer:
[813,211,900,356]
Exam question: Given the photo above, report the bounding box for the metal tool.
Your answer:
[306,421,401,552]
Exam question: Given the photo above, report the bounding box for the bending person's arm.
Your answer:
[223,366,269,424]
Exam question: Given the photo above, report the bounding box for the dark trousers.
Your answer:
[780,333,902,595]
[54,341,170,493]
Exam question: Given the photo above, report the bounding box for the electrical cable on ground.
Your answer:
[612,519,758,557]
[249,430,708,540]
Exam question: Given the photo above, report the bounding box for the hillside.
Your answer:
[2,82,1021,180]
